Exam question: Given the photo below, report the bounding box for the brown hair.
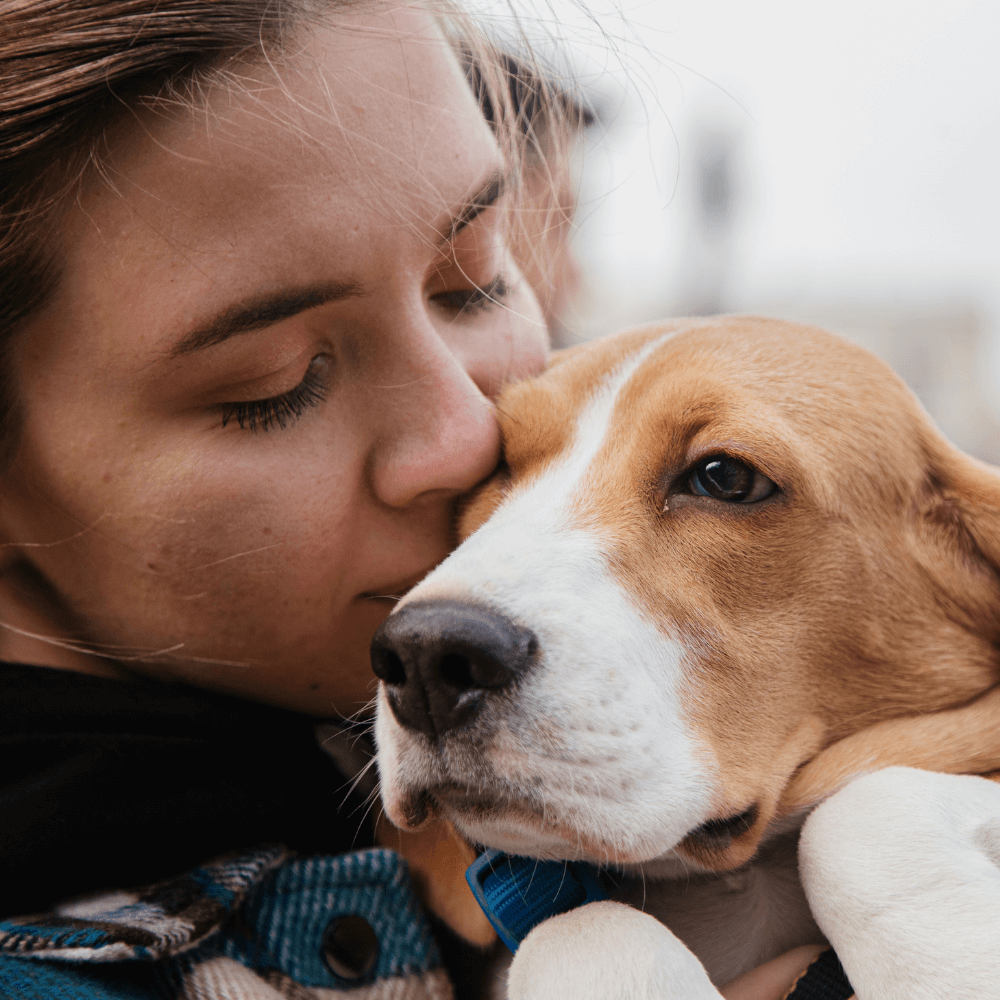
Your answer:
[0,0,581,451]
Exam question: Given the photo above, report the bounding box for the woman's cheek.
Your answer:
[70,441,357,630]
[507,282,550,381]
[473,280,549,396]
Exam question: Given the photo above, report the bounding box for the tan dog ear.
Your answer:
[375,813,497,948]
[781,450,1000,815]
[780,684,1000,813]
[913,451,1000,642]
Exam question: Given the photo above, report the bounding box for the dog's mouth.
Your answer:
[687,804,759,841]
[397,781,765,869]
[404,782,552,833]
[680,804,761,860]
[399,782,633,861]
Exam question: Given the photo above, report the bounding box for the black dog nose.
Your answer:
[371,600,538,738]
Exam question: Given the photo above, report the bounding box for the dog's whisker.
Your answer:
[350,784,384,850]
[352,786,383,831]
[339,756,381,809]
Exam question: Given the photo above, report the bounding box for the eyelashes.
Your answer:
[431,275,510,315]
[218,274,509,434]
[221,354,329,433]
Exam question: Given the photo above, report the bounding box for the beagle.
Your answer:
[373,318,1000,999]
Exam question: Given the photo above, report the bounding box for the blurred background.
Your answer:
[483,0,1000,461]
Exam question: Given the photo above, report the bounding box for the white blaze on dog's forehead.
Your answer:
[393,330,719,860]
[412,330,678,600]
[544,329,680,511]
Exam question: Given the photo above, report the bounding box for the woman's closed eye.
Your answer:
[213,273,511,435]
[431,274,510,316]
[220,354,330,433]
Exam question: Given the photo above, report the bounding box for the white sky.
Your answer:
[491,0,1000,336]
[633,0,997,281]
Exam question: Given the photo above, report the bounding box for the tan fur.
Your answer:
[375,813,497,947]
[461,318,1000,870]
[385,317,1000,960]
[781,684,1000,811]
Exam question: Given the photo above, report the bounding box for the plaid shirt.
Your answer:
[0,846,452,999]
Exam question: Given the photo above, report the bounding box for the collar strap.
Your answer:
[786,949,854,1000]
[465,849,608,952]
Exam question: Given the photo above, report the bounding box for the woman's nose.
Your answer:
[368,330,502,509]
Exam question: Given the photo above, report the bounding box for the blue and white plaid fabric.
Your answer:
[0,846,451,999]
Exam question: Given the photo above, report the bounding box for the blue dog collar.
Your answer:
[465,849,608,952]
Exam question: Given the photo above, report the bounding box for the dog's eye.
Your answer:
[688,455,776,503]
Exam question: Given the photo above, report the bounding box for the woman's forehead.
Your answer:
[51,4,502,357]
[93,6,497,234]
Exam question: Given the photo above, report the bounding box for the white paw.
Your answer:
[506,900,722,1000]
[800,767,1000,1000]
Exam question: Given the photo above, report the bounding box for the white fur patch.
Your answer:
[377,334,718,863]
[800,767,1000,1000]
[508,901,724,1000]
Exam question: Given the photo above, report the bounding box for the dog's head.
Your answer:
[373,318,1000,872]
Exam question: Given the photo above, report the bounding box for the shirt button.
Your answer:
[321,914,380,981]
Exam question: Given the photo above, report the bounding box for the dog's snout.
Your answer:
[371,600,538,738]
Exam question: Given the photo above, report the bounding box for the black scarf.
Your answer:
[1,663,374,917]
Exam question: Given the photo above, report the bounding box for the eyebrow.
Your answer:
[444,170,507,243]
[170,281,364,357]
[169,171,508,358]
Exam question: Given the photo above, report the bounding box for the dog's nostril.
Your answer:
[371,600,539,738]
[373,648,406,686]
[439,652,474,690]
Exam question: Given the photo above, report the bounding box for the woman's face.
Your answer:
[0,5,548,715]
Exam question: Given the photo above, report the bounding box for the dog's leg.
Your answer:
[799,767,1000,1000]
[507,900,724,1000]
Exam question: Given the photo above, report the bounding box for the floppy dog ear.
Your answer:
[781,450,1000,815]
[918,452,1000,641]
[780,685,1000,813]
[376,814,497,947]
[945,451,1000,580]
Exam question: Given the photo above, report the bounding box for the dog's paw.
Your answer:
[800,767,1000,1000]
[506,900,722,1000]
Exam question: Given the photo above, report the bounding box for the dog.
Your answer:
[372,317,1000,999]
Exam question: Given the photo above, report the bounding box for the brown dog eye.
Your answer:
[689,456,775,503]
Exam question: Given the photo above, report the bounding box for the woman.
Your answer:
[0,2,847,997]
